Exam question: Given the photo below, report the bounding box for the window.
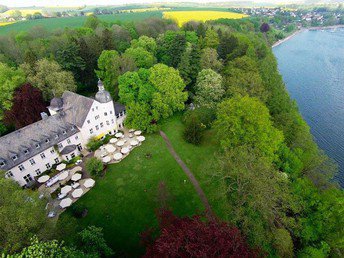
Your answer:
[111,119,114,124]
[36,143,40,149]
[23,174,33,183]
[55,134,59,139]
[45,138,50,143]
[87,120,90,124]
[110,111,113,114]
[95,115,100,120]
[100,122,104,128]
[45,163,51,169]
[12,155,18,161]
[71,153,75,159]
[18,164,25,171]
[89,128,93,134]
[75,135,79,140]
[92,108,94,112]
[58,143,63,149]
[96,106,98,110]
[35,169,41,175]
[95,125,99,130]
[54,158,59,163]
[63,130,67,135]
[0,161,5,168]
[29,159,35,165]
[50,149,55,154]
[116,114,119,118]
[67,139,71,144]
[65,156,69,161]
[5,171,13,178]
[24,149,29,155]
[71,126,75,131]
[104,112,108,116]
[106,120,110,126]
[40,153,46,159]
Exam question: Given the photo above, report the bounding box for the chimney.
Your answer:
[41,112,49,120]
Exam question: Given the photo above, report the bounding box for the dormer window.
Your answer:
[24,149,29,155]
[63,130,67,135]
[0,161,6,167]
[71,126,75,131]
[55,134,59,139]
[45,138,50,143]
[36,144,40,149]
[12,155,18,161]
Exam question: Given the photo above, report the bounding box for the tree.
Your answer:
[200,47,223,72]
[118,64,187,132]
[0,174,52,254]
[143,209,259,257]
[77,226,114,257]
[95,50,121,96]
[85,157,104,177]
[217,33,238,60]
[194,69,224,109]
[23,59,77,100]
[157,31,186,68]
[260,23,270,33]
[84,14,100,29]
[130,35,157,54]
[204,29,220,49]
[123,47,155,69]
[4,83,47,129]
[214,96,283,160]
[0,63,26,120]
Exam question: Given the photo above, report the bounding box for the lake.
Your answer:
[273,28,344,187]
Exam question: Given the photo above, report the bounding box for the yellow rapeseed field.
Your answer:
[5,9,43,16]
[163,11,248,26]
[0,22,15,27]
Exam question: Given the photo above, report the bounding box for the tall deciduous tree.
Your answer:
[22,58,76,100]
[4,83,47,129]
[200,47,223,72]
[130,35,157,54]
[0,62,25,120]
[214,96,283,160]
[123,47,155,69]
[0,174,52,254]
[194,69,224,109]
[204,29,220,49]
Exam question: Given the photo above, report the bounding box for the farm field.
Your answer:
[0,22,15,26]
[4,9,43,16]
[59,116,228,257]
[163,10,248,26]
[0,11,163,35]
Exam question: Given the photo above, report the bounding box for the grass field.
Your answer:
[59,115,228,256]
[163,10,248,26]
[0,11,163,35]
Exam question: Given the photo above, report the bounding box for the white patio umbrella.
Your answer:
[130,140,139,146]
[72,188,84,198]
[59,198,73,208]
[109,138,118,144]
[56,163,67,171]
[121,147,130,155]
[113,153,123,161]
[115,132,123,138]
[71,173,82,181]
[134,130,142,136]
[137,136,146,142]
[84,178,95,188]
[105,144,116,153]
[102,156,111,163]
[58,171,69,181]
[129,129,135,133]
[61,185,72,194]
[70,166,82,173]
[116,140,125,147]
[37,175,50,183]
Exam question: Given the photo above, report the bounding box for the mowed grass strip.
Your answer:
[60,123,205,256]
[163,10,248,26]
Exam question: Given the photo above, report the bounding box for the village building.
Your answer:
[0,80,126,187]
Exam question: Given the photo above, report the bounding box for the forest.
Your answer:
[0,14,343,257]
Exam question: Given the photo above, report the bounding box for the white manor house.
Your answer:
[0,80,126,187]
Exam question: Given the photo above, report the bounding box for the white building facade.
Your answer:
[0,80,126,187]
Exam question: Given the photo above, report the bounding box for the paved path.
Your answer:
[160,131,214,220]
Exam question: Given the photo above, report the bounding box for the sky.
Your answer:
[1,0,299,8]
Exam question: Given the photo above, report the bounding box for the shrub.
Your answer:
[72,203,87,218]
[86,136,102,151]
[85,157,103,177]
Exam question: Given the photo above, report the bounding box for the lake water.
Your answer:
[273,28,344,187]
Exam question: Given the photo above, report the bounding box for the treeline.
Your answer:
[0,14,343,257]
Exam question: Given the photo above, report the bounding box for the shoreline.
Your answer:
[272,24,344,48]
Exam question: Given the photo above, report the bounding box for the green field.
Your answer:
[0,11,163,36]
[59,115,228,257]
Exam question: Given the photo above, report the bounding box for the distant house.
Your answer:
[0,80,126,187]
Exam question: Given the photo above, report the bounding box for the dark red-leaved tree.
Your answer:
[260,23,270,33]
[142,209,260,258]
[5,83,48,129]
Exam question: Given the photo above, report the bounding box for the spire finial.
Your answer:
[98,78,104,91]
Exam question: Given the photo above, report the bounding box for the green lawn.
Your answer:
[0,11,163,36]
[59,115,227,256]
